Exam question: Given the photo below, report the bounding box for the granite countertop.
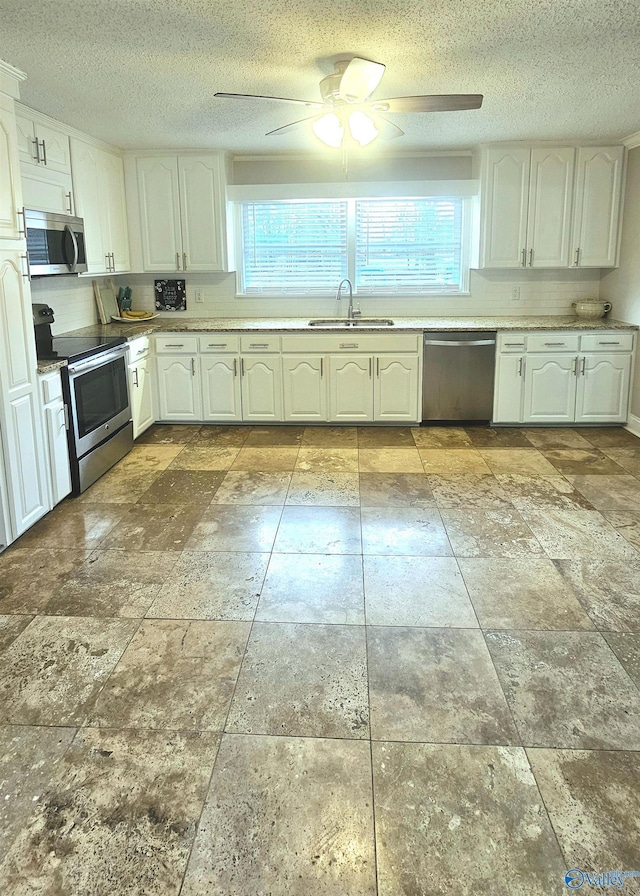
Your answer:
[37,359,67,374]
[62,315,637,340]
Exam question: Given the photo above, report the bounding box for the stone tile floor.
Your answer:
[1,423,640,895]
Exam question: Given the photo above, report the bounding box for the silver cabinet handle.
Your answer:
[529,248,533,266]
[183,253,187,271]
[369,357,372,378]
[164,343,184,348]
[110,253,115,272]
[581,357,586,376]
[66,191,73,215]
[17,207,26,235]
[544,342,566,346]
[521,249,526,267]
[574,248,580,266]
[504,342,524,347]
[133,368,139,387]
[518,357,526,377]
[32,139,40,163]
[176,252,181,271]
[105,253,111,271]
[573,357,579,376]
[320,357,323,377]
[339,343,358,349]
[233,357,238,377]
[21,252,31,281]
[598,341,620,345]
[208,343,228,348]
[376,357,380,377]
[40,139,47,165]
[191,358,196,376]
[241,358,245,376]
[249,343,269,349]
[63,404,70,430]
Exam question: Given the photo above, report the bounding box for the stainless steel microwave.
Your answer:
[24,209,88,276]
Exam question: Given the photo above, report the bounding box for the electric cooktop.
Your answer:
[37,335,127,363]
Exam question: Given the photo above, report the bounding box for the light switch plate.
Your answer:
[194,288,204,304]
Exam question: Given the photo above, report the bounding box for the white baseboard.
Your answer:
[625,413,640,439]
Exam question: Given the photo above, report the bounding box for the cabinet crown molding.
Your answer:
[15,102,122,156]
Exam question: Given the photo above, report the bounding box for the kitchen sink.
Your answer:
[308,318,394,327]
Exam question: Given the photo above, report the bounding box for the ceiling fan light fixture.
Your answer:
[312,111,344,148]
[348,110,379,146]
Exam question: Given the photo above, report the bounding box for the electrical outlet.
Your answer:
[194,288,204,304]
[511,286,521,302]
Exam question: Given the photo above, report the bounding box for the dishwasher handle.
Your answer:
[424,338,496,347]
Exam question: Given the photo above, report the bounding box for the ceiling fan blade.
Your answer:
[374,115,405,140]
[215,92,324,109]
[265,114,321,137]
[371,94,483,114]
[338,58,386,103]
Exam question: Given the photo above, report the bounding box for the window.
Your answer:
[238,197,468,295]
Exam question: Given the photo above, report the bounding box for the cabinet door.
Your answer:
[137,157,182,272]
[240,355,283,422]
[43,401,71,505]
[523,354,578,423]
[493,354,525,423]
[526,147,574,268]
[129,358,155,438]
[374,354,420,422]
[575,353,631,423]
[101,150,130,273]
[572,146,624,268]
[201,355,242,421]
[329,354,373,422]
[35,121,71,174]
[15,111,37,165]
[156,355,201,421]
[0,95,24,241]
[282,355,327,422]
[480,147,530,268]
[0,251,48,536]
[71,139,107,273]
[20,166,74,216]
[178,156,225,272]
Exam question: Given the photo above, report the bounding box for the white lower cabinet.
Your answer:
[329,355,373,422]
[202,355,241,421]
[493,330,635,425]
[128,339,155,438]
[240,355,282,421]
[156,355,201,421]
[39,370,71,507]
[282,355,326,422]
[375,354,421,422]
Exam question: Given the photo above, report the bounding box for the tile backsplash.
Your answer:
[31,268,604,334]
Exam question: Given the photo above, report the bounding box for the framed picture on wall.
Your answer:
[155,279,186,312]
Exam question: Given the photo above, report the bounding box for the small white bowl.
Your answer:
[572,300,612,320]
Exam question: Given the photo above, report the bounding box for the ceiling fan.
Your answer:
[215,57,483,148]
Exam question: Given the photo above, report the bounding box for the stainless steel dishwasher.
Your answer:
[422,331,497,421]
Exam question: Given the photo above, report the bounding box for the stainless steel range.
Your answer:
[33,304,133,494]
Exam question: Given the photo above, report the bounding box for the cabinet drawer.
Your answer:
[497,334,527,353]
[155,335,199,354]
[199,334,240,353]
[580,332,634,352]
[39,371,63,404]
[128,337,150,360]
[240,334,280,353]
[281,333,419,353]
[527,333,580,353]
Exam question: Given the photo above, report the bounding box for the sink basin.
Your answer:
[308,318,394,327]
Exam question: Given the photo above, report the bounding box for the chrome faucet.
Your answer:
[336,278,360,322]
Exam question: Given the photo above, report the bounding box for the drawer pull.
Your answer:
[208,343,228,347]
[249,343,269,348]
[598,341,620,345]
[339,343,358,349]
[544,342,566,346]
[504,342,524,347]
[164,343,184,348]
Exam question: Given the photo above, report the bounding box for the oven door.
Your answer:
[67,346,131,458]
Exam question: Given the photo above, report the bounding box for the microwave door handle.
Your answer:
[64,223,79,272]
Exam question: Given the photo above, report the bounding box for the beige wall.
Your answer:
[601,146,640,417]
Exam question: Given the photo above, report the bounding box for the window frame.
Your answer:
[234,195,472,297]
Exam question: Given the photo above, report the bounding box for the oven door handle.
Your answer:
[67,347,128,375]
[64,223,79,272]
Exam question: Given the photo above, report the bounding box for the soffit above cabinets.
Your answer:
[1,0,640,153]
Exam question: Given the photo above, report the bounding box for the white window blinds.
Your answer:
[242,200,347,293]
[355,198,463,293]
[239,196,466,295]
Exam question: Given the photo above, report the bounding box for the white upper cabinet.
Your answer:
[71,138,130,273]
[479,146,575,268]
[0,93,23,240]
[136,154,232,273]
[16,110,71,174]
[571,146,624,268]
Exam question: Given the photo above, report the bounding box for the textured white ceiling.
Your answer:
[1,0,639,154]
